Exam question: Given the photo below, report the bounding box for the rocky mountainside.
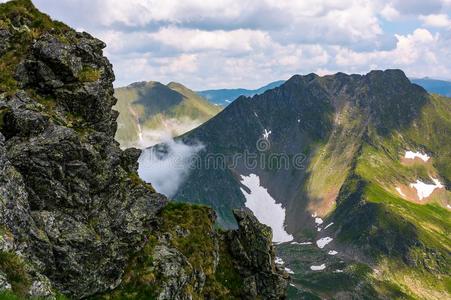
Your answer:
[0,1,287,299]
[115,81,221,148]
[145,70,451,299]
[197,80,285,107]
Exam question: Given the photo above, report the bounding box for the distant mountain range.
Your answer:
[114,81,221,148]
[197,80,285,106]
[197,78,451,107]
[114,78,450,149]
[141,70,451,299]
[411,78,451,97]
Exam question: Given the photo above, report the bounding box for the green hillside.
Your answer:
[114,81,221,148]
[146,70,451,299]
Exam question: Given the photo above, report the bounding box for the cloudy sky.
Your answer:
[10,0,451,89]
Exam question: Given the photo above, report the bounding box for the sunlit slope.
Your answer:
[114,81,221,148]
[320,94,451,299]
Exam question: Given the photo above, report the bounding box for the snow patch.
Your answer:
[275,257,285,265]
[316,237,333,249]
[240,174,293,243]
[284,267,295,274]
[404,151,430,162]
[317,228,322,232]
[291,241,312,245]
[263,129,272,140]
[334,269,344,273]
[324,222,334,230]
[315,217,323,225]
[396,187,406,197]
[328,250,338,255]
[410,178,444,200]
[310,264,326,271]
[297,119,301,123]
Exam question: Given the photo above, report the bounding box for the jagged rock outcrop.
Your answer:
[0,1,288,299]
[227,209,288,299]
[98,203,288,300]
[1,0,167,297]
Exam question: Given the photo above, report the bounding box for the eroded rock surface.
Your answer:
[0,0,166,297]
[0,1,288,299]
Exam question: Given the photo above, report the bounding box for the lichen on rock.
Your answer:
[1,0,167,297]
[0,1,288,299]
[94,203,288,300]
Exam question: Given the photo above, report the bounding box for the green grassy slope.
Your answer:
[114,81,221,148]
[295,94,451,299]
[275,95,450,300]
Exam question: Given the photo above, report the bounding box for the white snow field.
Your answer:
[396,187,406,197]
[316,237,333,248]
[404,150,430,162]
[310,264,326,271]
[324,222,334,230]
[240,174,293,243]
[263,129,272,140]
[275,257,285,265]
[291,241,313,245]
[409,178,444,200]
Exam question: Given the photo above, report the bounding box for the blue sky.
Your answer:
[3,0,451,89]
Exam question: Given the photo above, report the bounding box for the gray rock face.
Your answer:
[153,243,195,300]
[146,208,287,300]
[0,9,167,298]
[0,29,11,56]
[0,2,288,299]
[0,271,11,292]
[228,209,289,299]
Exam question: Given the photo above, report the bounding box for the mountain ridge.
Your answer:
[143,69,451,299]
[197,77,451,108]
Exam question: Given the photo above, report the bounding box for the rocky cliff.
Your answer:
[0,1,288,299]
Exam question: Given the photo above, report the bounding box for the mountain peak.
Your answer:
[364,69,412,86]
[167,81,185,88]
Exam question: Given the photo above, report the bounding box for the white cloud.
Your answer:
[152,27,271,53]
[392,0,444,15]
[420,14,451,28]
[138,139,204,197]
[335,28,451,79]
[21,0,451,88]
[380,4,401,21]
